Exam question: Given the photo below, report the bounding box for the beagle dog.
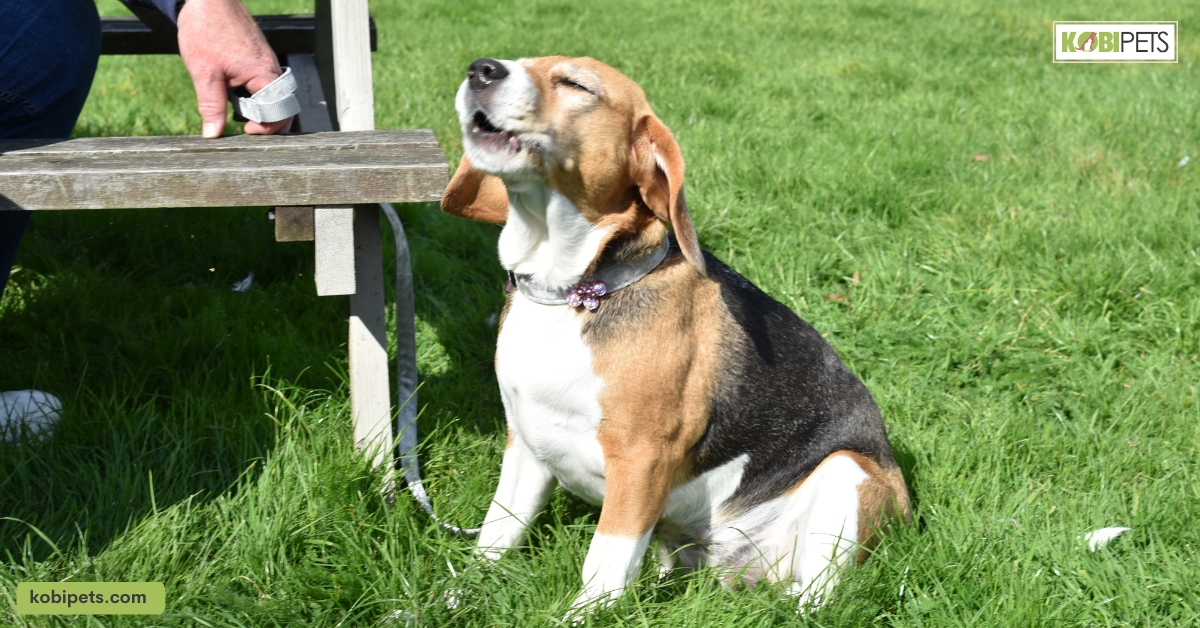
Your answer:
[441,56,910,613]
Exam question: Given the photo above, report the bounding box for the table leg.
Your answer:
[348,204,392,470]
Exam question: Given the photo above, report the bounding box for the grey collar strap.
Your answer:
[512,235,671,306]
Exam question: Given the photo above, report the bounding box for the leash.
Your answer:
[380,202,481,538]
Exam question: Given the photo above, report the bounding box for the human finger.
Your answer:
[191,69,229,139]
[243,118,293,135]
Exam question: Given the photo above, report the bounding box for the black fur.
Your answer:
[696,251,896,509]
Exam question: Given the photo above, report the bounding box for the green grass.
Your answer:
[3,0,1199,625]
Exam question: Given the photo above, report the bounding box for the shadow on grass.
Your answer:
[0,206,348,559]
[383,202,508,435]
[0,199,510,561]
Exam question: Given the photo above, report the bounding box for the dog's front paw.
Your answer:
[562,605,588,626]
[786,580,828,613]
[562,586,619,625]
[474,546,506,562]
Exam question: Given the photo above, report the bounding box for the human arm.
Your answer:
[119,0,294,137]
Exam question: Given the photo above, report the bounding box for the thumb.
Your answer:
[191,69,229,139]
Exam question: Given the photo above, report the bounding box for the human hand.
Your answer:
[177,0,294,138]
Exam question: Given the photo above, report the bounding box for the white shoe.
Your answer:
[0,390,62,444]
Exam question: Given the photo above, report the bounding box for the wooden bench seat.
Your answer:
[0,130,446,211]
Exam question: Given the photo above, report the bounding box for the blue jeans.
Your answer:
[0,0,102,299]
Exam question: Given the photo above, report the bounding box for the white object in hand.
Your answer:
[234,67,301,123]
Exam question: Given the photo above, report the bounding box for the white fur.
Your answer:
[564,457,746,613]
[455,57,612,289]
[572,531,653,611]
[476,436,557,559]
[493,293,608,505]
[499,182,612,288]
[706,454,868,609]
[456,60,544,179]
[662,454,749,538]
[477,291,609,563]
[478,260,607,561]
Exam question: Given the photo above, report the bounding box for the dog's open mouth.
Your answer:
[470,110,522,151]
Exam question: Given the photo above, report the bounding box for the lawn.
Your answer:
[2,0,1199,625]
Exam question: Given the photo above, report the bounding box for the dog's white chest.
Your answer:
[495,295,608,504]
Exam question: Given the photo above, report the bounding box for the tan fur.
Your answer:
[588,257,726,537]
[628,115,705,273]
[450,57,719,539]
[488,56,705,275]
[442,153,509,223]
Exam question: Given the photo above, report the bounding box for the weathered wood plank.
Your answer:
[289,54,336,134]
[274,206,315,241]
[323,0,393,473]
[0,132,448,210]
[313,206,355,295]
[348,204,392,469]
[100,15,377,56]
[0,129,435,155]
[1,145,442,166]
[328,0,375,134]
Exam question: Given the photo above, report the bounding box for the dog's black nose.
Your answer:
[468,58,508,91]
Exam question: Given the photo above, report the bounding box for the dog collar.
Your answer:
[509,235,671,310]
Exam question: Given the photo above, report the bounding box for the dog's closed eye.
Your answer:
[555,77,595,94]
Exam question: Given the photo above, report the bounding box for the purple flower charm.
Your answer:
[566,278,608,311]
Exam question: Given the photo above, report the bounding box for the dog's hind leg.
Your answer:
[711,450,904,607]
[787,453,873,609]
[476,433,557,559]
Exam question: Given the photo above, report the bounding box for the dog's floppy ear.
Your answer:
[630,114,705,275]
[441,153,509,223]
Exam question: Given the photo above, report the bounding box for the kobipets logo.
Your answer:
[1054,21,1178,63]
